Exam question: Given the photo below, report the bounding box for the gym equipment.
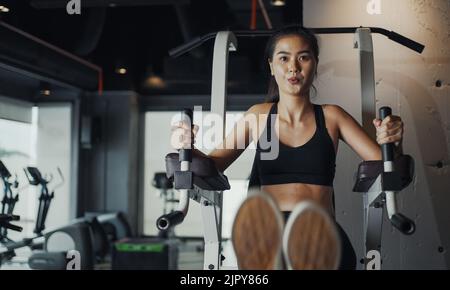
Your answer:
[353,107,415,270]
[95,211,132,242]
[0,166,95,270]
[153,172,178,216]
[28,220,95,270]
[158,108,231,270]
[160,27,424,270]
[0,161,20,242]
[97,209,179,270]
[0,214,23,263]
[153,172,180,239]
[0,164,62,266]
[111,237,179,270]
[111,174,180,270]
[69,215,109,264]
[24,166,64,235]
[30,211,133,270]
[0,214,21,233]
[84,211,133,264]
[1,216,97,270]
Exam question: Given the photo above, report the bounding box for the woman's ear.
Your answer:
[268,59,274,76]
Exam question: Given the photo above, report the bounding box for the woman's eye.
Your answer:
[280,56,287,62]
[299,55,310,61]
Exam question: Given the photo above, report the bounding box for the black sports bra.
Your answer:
[250,102,336,187]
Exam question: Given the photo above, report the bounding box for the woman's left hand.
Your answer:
[373,115,404,146]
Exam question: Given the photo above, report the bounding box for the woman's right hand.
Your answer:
[170,121,199,150]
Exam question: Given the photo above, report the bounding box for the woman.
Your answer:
[171,26,404,270]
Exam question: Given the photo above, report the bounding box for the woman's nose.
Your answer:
[288,62,300,73]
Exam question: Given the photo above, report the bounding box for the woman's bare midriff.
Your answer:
[261,183,335,216]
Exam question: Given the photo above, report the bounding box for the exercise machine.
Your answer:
[153,172,178,239]
[153,172,178,216]
[0,214,22,263]
[24,166,64,235]
[353,107,415,270]
[85,211,133,266]
[0,161,20,242]
[159,112,231,270]
[158,26,424,270]
[157,31,237,271]
[0,166,94,270]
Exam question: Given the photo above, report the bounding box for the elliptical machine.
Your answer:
[0,166,94,270]
[0,161,22,242]
[23,166,62,236]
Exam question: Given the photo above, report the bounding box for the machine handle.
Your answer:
[156,211,185,231]
[179,108,194,163]
[387,30,424,54]
[390,213,415,235]
[379,107,394,162]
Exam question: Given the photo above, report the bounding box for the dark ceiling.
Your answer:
[0,0,303,96]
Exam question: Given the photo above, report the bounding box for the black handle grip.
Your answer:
[156,211,185,231]
[0,214,22,232]
[4,223,23,232]
[379,107,394,162]
[179,108,194,163]
[390,213,415,235]
[388,31,425,54]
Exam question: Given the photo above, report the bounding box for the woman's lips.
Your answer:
[288,77,300,84]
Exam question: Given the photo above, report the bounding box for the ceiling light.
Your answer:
[116,68,127,74]
[145,75,165,89]
[271,0,285,7]
[39,82,51,96]
[0,5,10,12]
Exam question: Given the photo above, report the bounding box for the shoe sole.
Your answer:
[231,188,284,270]
[283,201,341,270]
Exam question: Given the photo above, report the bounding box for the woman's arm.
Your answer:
[172,104,265,172]
[196,104,262,172]
[331,105,404,161]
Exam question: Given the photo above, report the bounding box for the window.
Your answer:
[0,118,35,239]
[0,99,72,242]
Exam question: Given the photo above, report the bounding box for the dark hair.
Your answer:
[265,25,319,102]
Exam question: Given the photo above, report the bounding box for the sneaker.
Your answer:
[282,201,341,270]
[231,188,284,270]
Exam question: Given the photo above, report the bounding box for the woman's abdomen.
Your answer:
[261,183,334,215]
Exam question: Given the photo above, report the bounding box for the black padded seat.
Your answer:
[165,153,230,191]
[353,155,414,192]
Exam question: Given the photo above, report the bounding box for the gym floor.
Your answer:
[1,239,238,270]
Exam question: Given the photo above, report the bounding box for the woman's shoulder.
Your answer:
[245,103,274,140]
[319,104,349,120]
[246,102,275,115]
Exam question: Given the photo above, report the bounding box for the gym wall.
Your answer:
[304,0,450,269]
[77,91,140,233]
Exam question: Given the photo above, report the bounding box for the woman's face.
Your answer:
[269,35,317,98]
